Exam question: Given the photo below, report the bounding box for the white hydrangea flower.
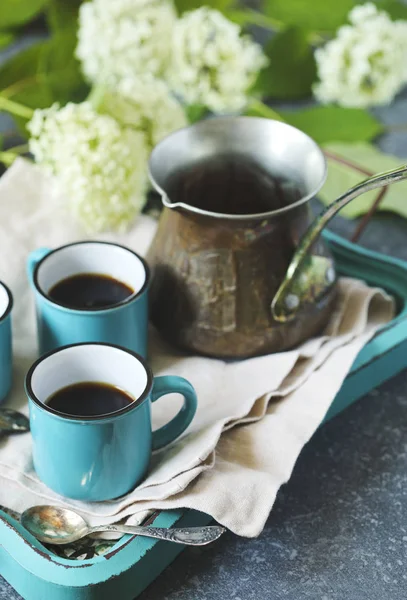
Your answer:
[28,102,148,233]
[166,7,268,113]
[314,2,407,108]
[76,0,176,85]
[99,77,188,151]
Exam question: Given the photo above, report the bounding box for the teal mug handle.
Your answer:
[27,248,51,286]
[151,376,197,450]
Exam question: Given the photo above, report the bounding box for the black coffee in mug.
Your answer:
[46,382,134,417]
[48,273,134,310]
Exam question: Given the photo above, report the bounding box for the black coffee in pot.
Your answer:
[48,273,134,310]
[166,157,303,216]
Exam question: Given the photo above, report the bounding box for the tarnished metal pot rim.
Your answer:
[148,116,328,221]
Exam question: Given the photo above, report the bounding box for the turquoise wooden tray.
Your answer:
[2,230,407,600]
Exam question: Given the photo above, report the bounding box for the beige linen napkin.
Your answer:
[0,159,395,537]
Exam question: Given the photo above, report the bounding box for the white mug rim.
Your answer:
[32,241,150,313]
[25,342,153,421]
[0,281,13,322]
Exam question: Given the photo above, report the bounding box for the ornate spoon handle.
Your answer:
[90,524,226,546]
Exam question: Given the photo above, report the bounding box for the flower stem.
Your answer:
[1,75,39,100]
[227,8,328,45]
[0,144,30,166]
[7,143,29,154]
[246,98,285,122]
[227,8,284,31]
[87,84,107,112]
[0,96,34,120]
[0,151,19,166]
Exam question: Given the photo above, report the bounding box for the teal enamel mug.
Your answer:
[0,281,13,404]
[27,241,149,357]
[25,343,197,500]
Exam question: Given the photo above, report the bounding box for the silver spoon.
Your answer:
[0,408,30,433]
[21,505,226,546]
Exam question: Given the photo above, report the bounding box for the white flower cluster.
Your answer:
[314,3,407,108]
[29,2,268,233]
[76,2,268,114]
[76,0,177,84]
[167,7,268,113]
[28,103,148,233]
[100,77,188,151]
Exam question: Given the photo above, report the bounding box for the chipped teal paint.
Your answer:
[2,230,407,599]
[323,230,407,421]
[0,509,211,600]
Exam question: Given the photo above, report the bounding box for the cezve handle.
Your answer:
[272,163,407,322]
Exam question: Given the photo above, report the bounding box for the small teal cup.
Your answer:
[27,241,150,357]
[0,281,13,404]
[25,343,197,501]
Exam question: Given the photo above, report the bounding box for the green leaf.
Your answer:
[320,142,407,219]
[46,0,82,33]
[0,33,87,107]
[373,0,407,19]
[255,27,316,99]
[0,34,88,134]
[226,8,257,26]
[186,104,208,123]
[264,0,356,32]
[0,42,53,111]
[40,29,89,104]
[174,0,234,15]
[281,106,383,144]
[244,99,285,121]
[0,0,48,29]
[0,32,14,49]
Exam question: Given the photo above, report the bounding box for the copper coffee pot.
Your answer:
[147,117,407,358]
